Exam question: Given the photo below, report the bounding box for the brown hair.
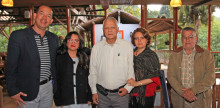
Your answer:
[131,27,151,46]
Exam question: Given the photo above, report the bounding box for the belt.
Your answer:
[40,77,51,85]
[104,88,119,93]
[104,84,126,93]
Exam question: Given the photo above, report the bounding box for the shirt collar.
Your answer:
[183,48,196,55]
[29,25,48,38]
[103,37,120,46]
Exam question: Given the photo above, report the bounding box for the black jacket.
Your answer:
[54,52,92,106]
[6,26,58,101]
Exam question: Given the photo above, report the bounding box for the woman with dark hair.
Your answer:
[54,31,92,108]
[127,28,161,108]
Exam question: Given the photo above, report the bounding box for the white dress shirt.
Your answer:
[89,38,135,94]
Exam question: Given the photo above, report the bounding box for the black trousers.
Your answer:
[129,95,156,108]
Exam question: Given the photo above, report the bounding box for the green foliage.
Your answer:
[0,25,27,52]
[96,5,141,18]
[160,5,171,18]
[0,36,8,52]
[49,25,67,37]
[152,34,170,50]
[148,10,160,18]
[178,5,216,26]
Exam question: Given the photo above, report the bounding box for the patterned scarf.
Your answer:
[131,46,161,105]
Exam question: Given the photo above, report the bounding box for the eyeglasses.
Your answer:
[182,35,195,40]
[68,39,80,43]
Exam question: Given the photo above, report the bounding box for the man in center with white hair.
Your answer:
[89,17,135,108]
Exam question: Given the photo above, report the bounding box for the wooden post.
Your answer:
[29,6,34,27]
[141,5,144,27]
[66,6,71,33]
[208,5,211,51]
[169,29,172,51]
[9,24,12,35]
[155,33,157,51]
[104,8,107,19]
[141,5,148,29]
[0,86,2,108]
[173,7,178,50]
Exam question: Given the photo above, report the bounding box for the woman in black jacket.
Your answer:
[54,31,92,108]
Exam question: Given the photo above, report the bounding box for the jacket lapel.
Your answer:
[176,50,183,83]
[26,27,40,60]
[194,52,202,82]
[46,32,53,61]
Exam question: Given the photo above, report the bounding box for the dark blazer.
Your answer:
[6,26,58,101]
[54,52,92,106]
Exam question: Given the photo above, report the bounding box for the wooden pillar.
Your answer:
[154,34,157,51]
[9,24,12,34]
[0,86,3,108]
[208,5,211,51]
[104,8,107,19]
[169,29,172,51]
[141,5,148,29]
[29,6,34,27]
[141,5,144,27]
[66,6,71,33]
[173,7,178,50]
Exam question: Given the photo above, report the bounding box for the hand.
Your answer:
[127,78,138,87]
[11,92,27,107]
[87,101,92,105]
[118,88,128,97]
[182,88,197,102]
[92,93,99,104]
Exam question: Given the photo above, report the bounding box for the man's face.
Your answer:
[34,6,53,30]
[103,20,119,40]
[181,30,197,51]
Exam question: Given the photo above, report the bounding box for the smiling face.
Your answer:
[67,34,80,52]
[34,6,53,30]
[134,32,148,49]
[181,30,197,51]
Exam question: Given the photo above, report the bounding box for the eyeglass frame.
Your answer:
[67,39,80,43]
[181,35,196,40]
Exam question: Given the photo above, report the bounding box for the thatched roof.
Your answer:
[148,16,182,35]
[80,9,140,31]
[81,12,181,35]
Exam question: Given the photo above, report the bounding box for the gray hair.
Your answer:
[103,17,118,27]
[181,27,196,37]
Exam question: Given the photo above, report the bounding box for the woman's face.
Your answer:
[67,34,80,51]
[134,32,148,49]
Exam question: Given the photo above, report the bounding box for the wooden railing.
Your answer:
[212,72,220,108]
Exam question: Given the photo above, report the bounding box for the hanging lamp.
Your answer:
[170,0,182,7]
[1,0,13,7]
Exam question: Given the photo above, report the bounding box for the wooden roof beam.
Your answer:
[192,0,213,8]
[69,5,87,23]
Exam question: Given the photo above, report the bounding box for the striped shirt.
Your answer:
[34,35,51,81]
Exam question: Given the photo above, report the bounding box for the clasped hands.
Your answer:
[182,88,197,102]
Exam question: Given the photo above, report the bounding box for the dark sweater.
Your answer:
[54,52,92,106]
